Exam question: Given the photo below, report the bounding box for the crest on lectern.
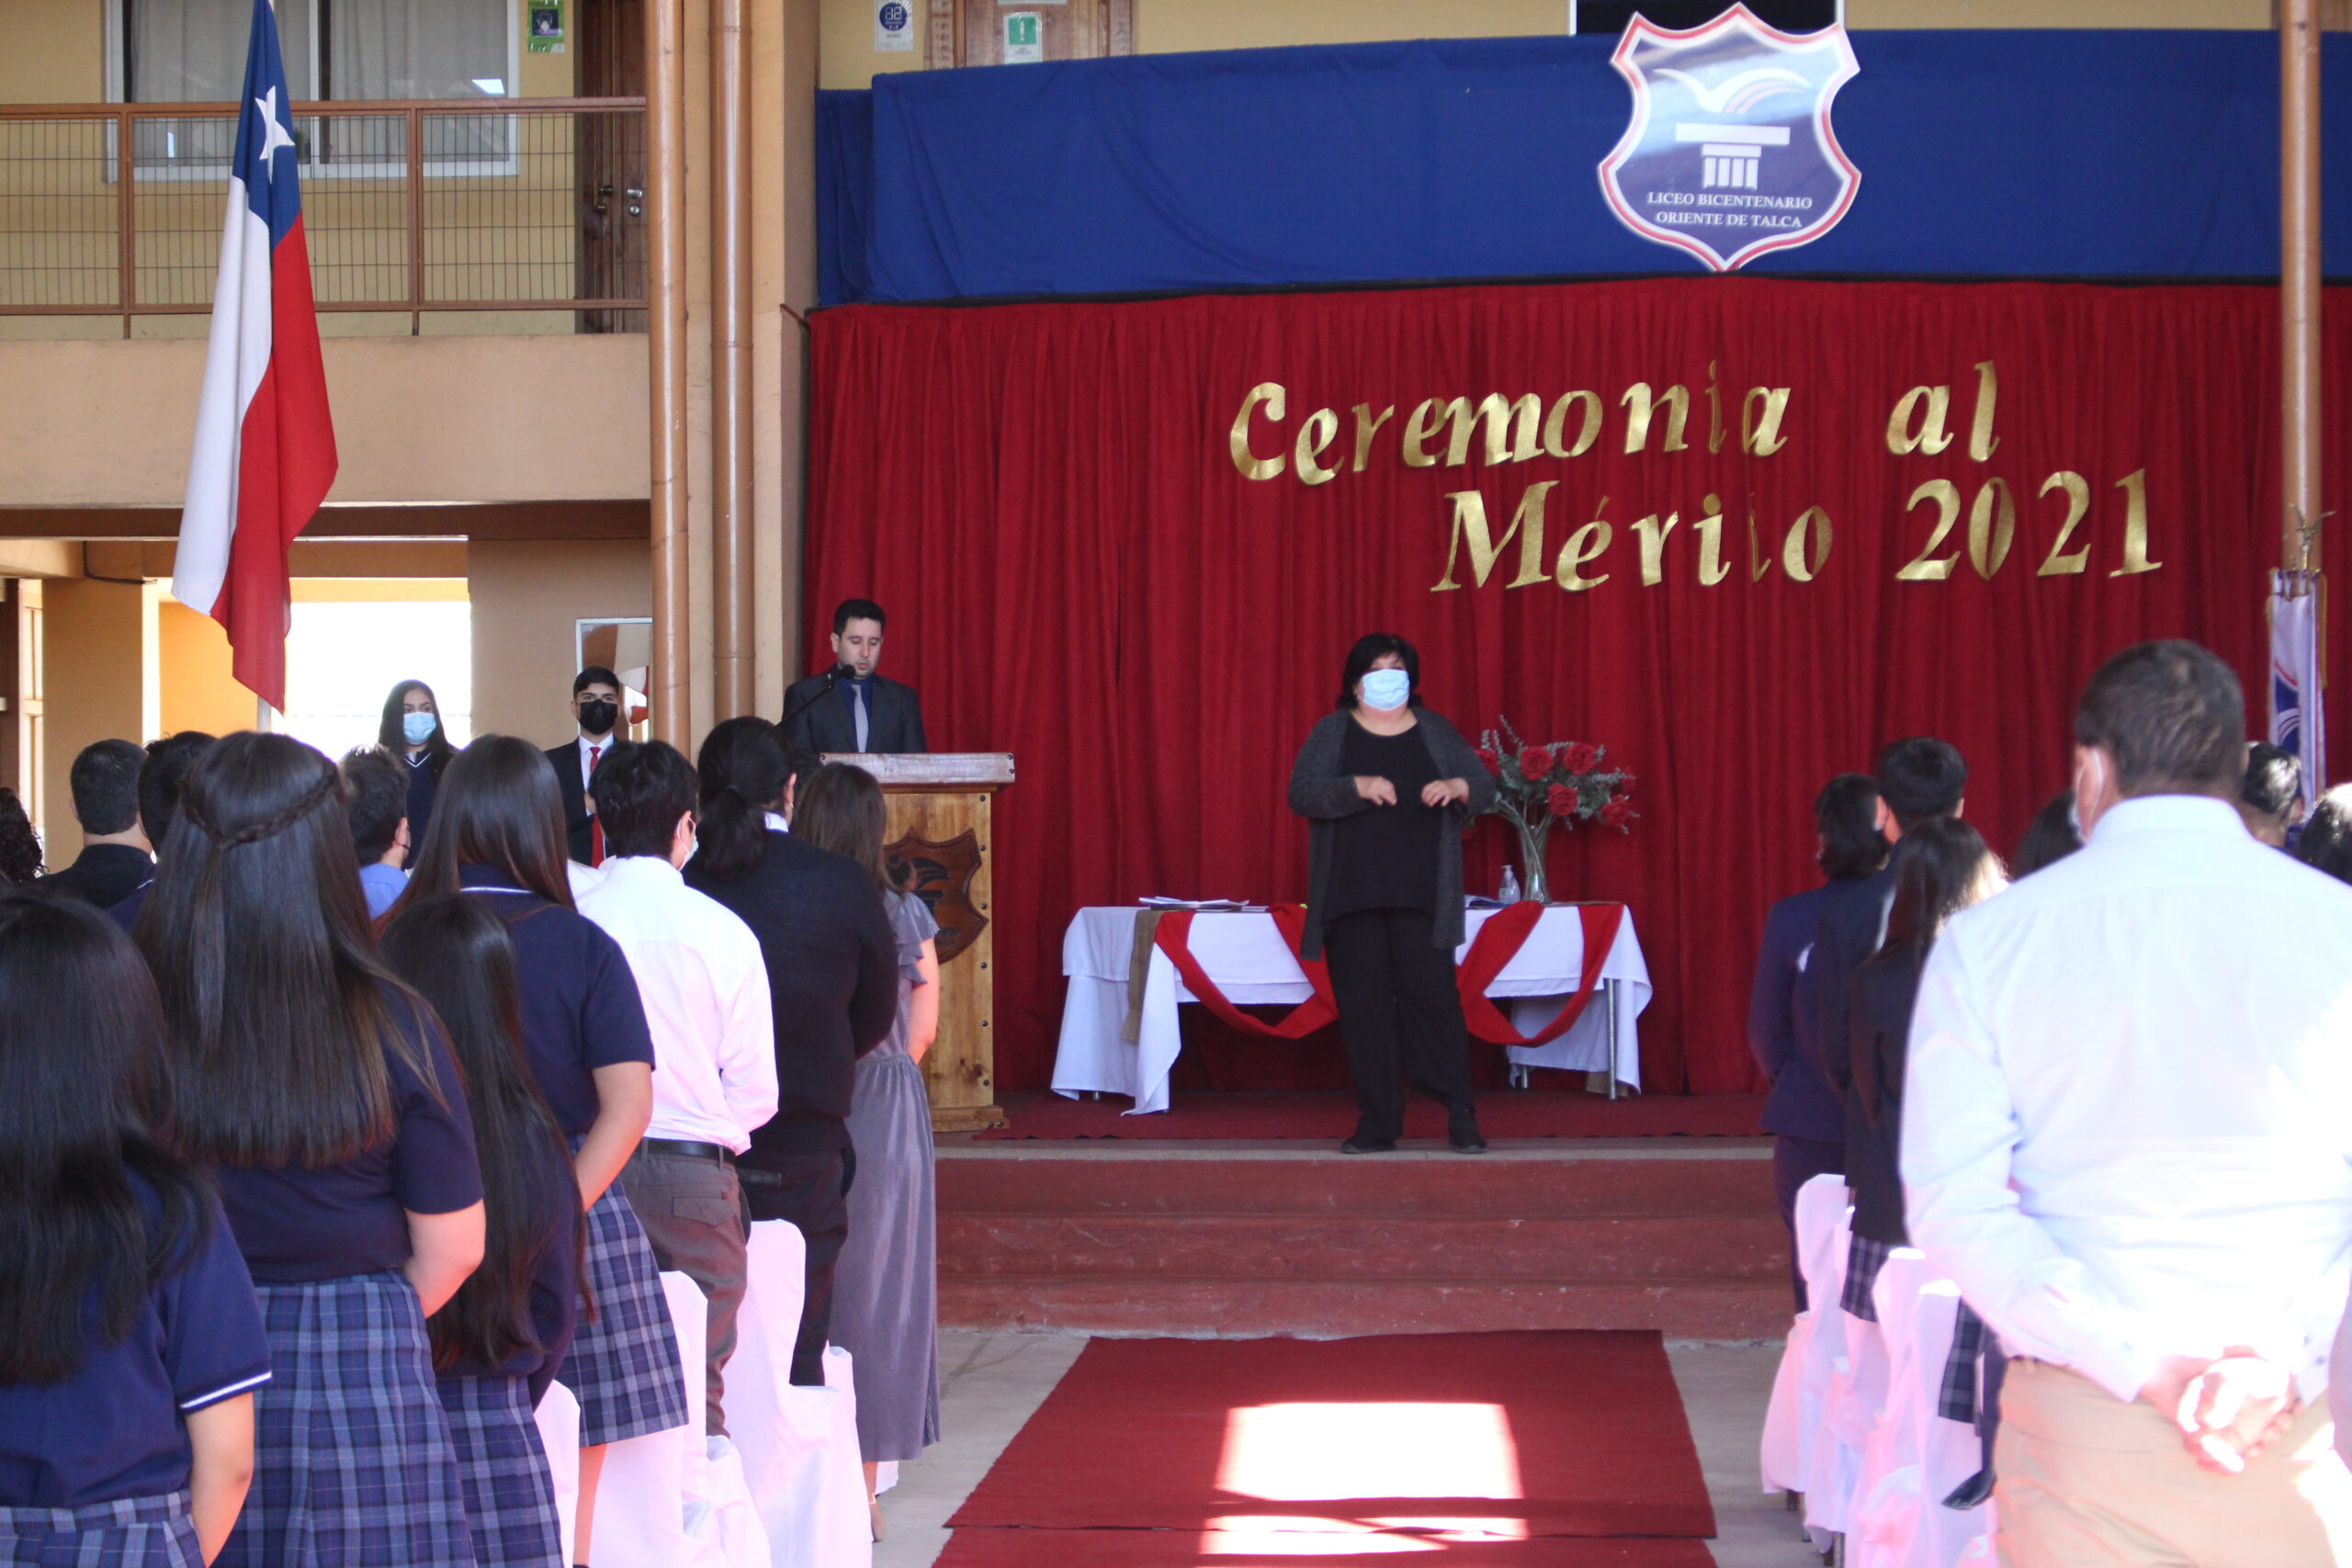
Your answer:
[887,829,989,964]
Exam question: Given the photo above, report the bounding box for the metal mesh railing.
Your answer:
[0,98,646,335]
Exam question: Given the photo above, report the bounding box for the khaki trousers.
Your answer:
[1996,1359,2352,1568]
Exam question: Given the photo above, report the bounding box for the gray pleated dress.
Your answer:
[834,890,943,1462]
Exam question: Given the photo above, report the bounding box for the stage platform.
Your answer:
[973,1089,1767,1141]
[935,1129,1790,1342]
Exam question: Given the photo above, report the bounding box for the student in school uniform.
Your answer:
[383,896,583,1568]
[0,890,272,1568]
[130,733,487,1568]
[379,680,457,862]
[391,734,683,1566]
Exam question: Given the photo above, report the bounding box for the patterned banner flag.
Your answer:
[2270,570,2326,811]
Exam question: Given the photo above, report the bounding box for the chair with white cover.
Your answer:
[1793,1177,1860,1540]
[1763,1172,1852,1495]
[532,1376,582,1565]
[729,1219,873,1568]
[594,1270,773,1568]
[1856,1255,1994,1568]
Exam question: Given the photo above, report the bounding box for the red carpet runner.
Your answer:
[936,1331,1716,1566]
[973,1090,1767,1141]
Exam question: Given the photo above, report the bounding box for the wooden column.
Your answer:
[2282,0,2324,570]
[709,0,755,718]
[647,0,692,746]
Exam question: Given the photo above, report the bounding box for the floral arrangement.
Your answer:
[1473,717,1636,902]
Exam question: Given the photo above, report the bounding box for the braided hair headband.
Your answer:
[180,770,341,851]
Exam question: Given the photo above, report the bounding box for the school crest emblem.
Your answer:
[1597,4,1860,274]
[886,829,988,964]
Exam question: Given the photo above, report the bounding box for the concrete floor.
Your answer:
[870,1333,1822,1568]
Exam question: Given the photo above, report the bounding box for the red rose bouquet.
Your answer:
[1474,716,1638,903]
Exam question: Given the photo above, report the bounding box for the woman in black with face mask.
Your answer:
[379,680,457,862]
[1289,633,1497,1156]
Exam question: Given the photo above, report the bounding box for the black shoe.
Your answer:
[1941,1469,1994,1509]
[1340,1134,1397,1154]
[1448,1111,1488,1154]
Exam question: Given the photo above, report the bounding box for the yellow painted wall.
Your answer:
[156,600,254,739]
[467,539,650,748]
[40,575,156,856]
[0,0,102,104]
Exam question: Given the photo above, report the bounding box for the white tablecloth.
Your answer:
[1053,905,1652,1114]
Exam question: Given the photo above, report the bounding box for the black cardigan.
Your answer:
[684,829,899,1160]
[1287,708,1495,961]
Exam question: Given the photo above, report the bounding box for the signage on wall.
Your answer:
[1597,4,1860,273]
[1002,10,1045,62]
[876,1,914,52]
[526,0,564,53]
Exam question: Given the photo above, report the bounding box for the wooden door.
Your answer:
[576,0,648,333]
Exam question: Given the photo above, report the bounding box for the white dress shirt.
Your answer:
[577,855,779,1153]
[578,733,612,792]
[1904,795,2352,1403]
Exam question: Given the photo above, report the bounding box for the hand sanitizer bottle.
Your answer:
[1498,865,1521,906]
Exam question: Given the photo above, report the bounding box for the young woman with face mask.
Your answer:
[1287,633,1497,1156]
[379,680,457,863]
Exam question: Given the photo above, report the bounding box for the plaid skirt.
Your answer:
[551,1184,689,1447]
[1842,1232,1897,1321]
[1939,1301,1990,1423]
[216,1273,476,1568]
[0,1492,201,1568]
[434,1375,561,1568]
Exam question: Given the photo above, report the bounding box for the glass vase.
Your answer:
[1513,815,1554,906]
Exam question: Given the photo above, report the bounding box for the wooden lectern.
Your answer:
[824,752,1013,1133]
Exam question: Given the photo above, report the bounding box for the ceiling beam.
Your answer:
[0,502,650,542]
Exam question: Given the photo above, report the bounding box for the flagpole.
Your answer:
[2281,0,2321,574]
[647,0,691,749]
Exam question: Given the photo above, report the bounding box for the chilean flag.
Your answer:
[173,0,336,713]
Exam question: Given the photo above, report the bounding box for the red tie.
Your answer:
[588,743,606,866]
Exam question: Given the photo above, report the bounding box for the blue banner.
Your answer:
[819,30,2351,306]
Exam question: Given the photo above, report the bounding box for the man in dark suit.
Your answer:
[39,739,152,908]
[781,598,927,755]
[545,665,627,864]
[1807,735,1966,1316]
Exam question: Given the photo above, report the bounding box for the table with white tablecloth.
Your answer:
[1052,905,1652,1115]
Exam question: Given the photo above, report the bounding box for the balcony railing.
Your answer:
[0,98,648,337]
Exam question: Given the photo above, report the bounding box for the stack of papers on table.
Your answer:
[1137,897,1265,912]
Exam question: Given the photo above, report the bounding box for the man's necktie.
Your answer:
[851,682,870,752]
[587,742,606,866]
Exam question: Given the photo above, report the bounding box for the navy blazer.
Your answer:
[542,740,595,864]
[1807,861,1897,1148]
[781,671,927,754]
[1747,882,1851,1145]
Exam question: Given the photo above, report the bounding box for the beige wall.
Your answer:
[468,539,650,748]
[0,333,649,506]
[1,0,102,104]
[40,575,157,857]
[156,600,254,739]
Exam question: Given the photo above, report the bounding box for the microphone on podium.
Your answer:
[781,662,859,738]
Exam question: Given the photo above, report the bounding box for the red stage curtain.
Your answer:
[806,278,2352,1094]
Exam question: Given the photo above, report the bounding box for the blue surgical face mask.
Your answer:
[402,711,438,745]
[1360,669,1412,712]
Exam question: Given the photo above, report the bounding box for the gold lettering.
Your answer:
[1401,398,1448,468]
[1621,383,1690,455]
[1896,479,1962,581]
[1443,394,1543,467]
[1705,361,1726,454]
[1782,506,1832,581]
[1741,388,1792,456]
[1886,386,1955,457]
[1747,503,1770,582]
[1555,518,1612,592]
[2111,468,2161,576]
[1293,408,1340,486]
[1965,478,2014,578]
[1431,482,1558,592]
[1543,391,1603,458]
[2036,471,2091,576]
[1968,360,2000,462]
[1229,381,1287,479]
[1351,403,1396,473]
[1632,508,1677,586]
[1692,502,1730,586]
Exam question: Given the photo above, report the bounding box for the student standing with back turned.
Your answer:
[133,733,487,1568]
[0,891,272,1568]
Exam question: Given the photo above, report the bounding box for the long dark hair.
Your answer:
[398,735,575,910]
[693,716,791,883]
[381,896,578,1373]
[379,679,456,779]
[2012,791,2085,878]
[1880,818,2005,953]
[0,784,41,882]
[792,762,901,894]
[134,732,423,1168]
[1334,632,1421,712]
[2297,785,2352,886]
[0,890,210,1383]
[1814,773,1887,882]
